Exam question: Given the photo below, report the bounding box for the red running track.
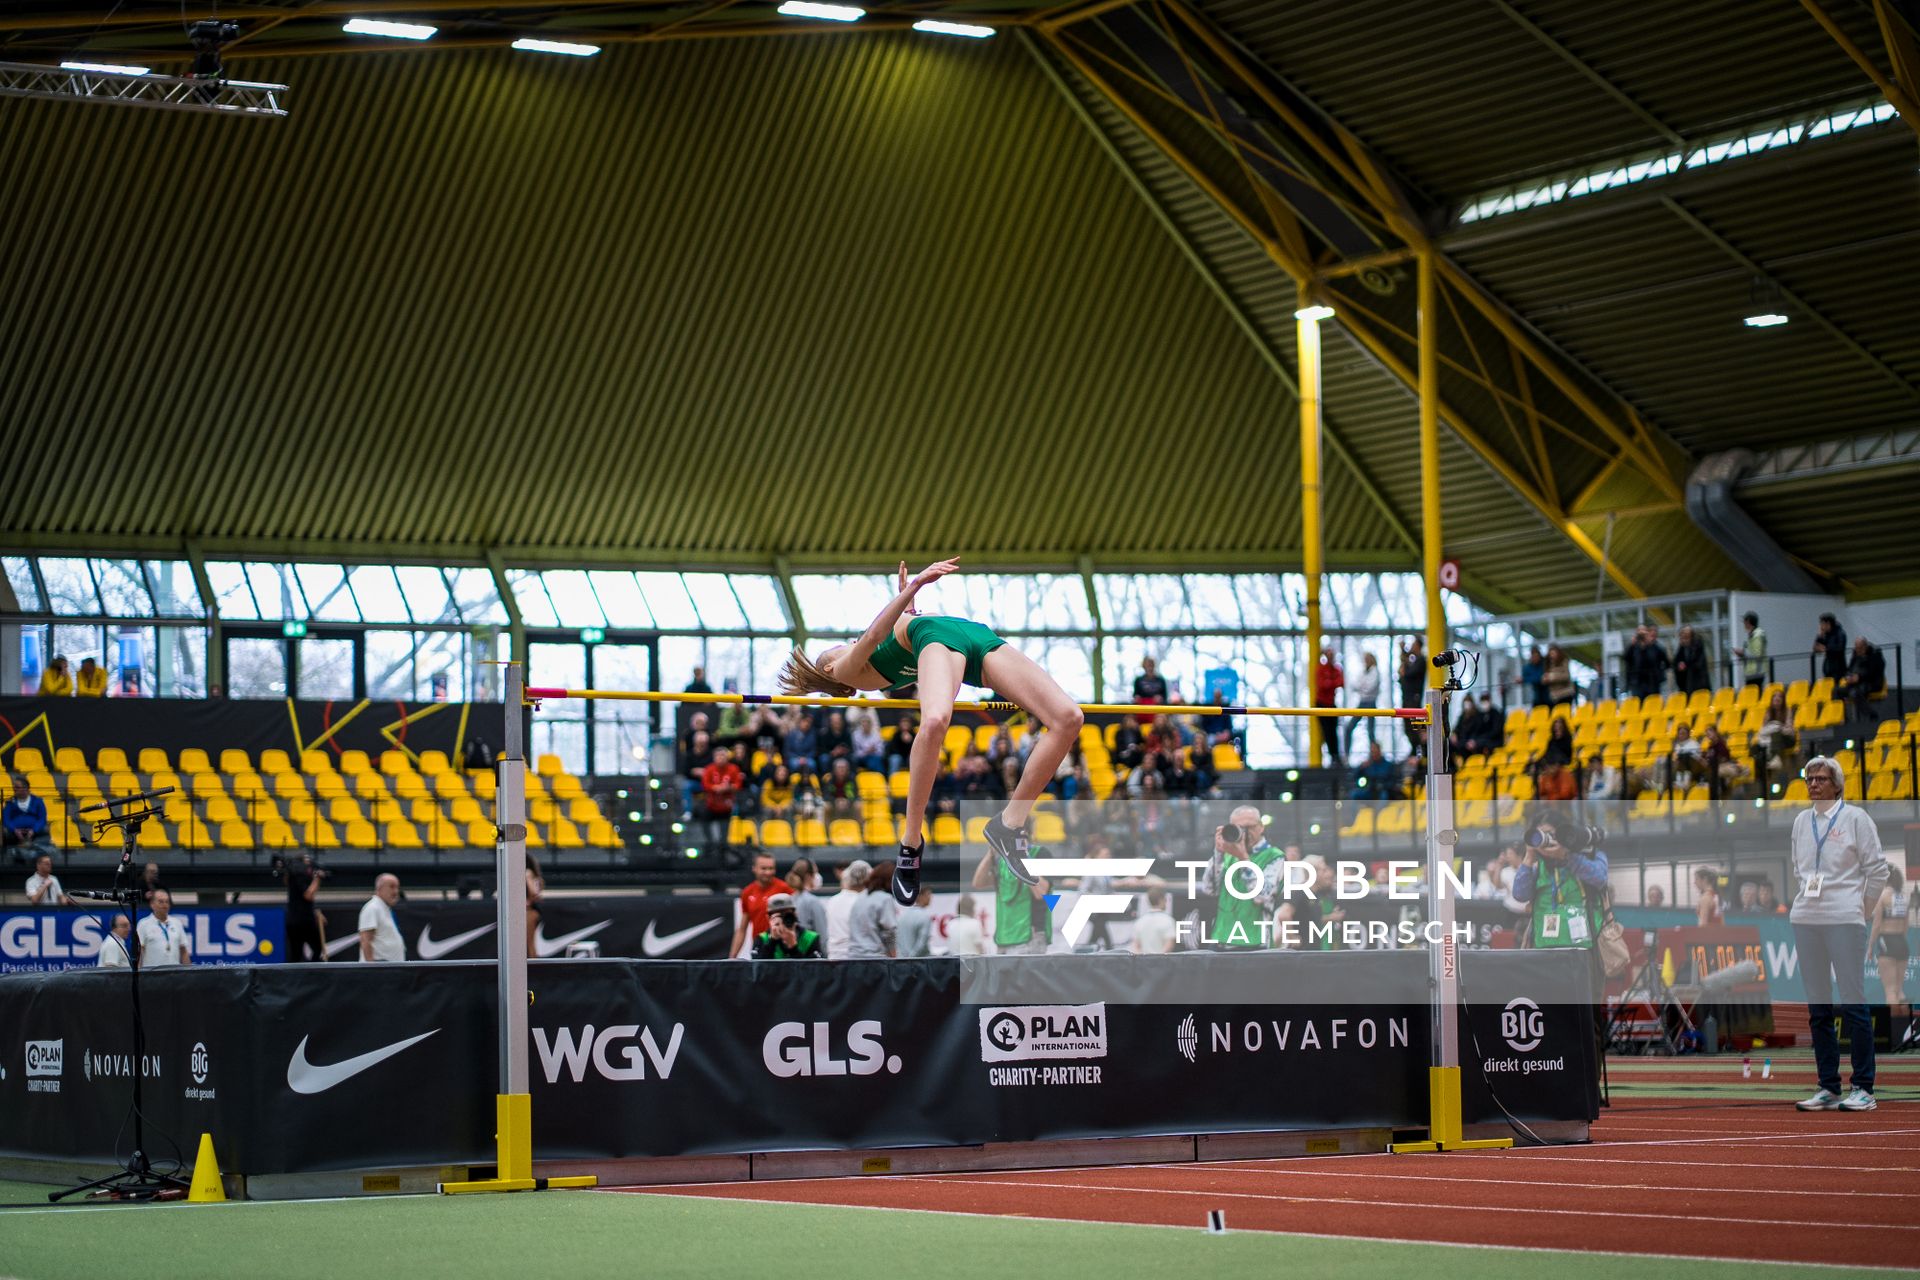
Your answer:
[626,1102,1920,1269]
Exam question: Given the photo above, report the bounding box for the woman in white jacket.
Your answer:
[1346,651,1382,759]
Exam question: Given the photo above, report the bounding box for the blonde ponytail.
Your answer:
[778,648,857,699]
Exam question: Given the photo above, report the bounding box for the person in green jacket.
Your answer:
[973,849,1053,955]
[752,894,825,959]
[779,558,1085,911]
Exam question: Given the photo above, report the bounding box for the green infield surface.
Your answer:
[0,1178,1906,1280]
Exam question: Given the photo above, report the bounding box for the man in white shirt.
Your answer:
[825,863,861,960]
[1790,756,1888,1113]
[136,889,191,968]
[96,914,133,967]
[1132,886,1177,954]
[357,873,406,962]
[25,853,73,907]
[945,893,986,955]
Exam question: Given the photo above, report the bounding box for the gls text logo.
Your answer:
[533,1024,684,1083]
[763,1021,902,1078]
[1502,998,1545,1053]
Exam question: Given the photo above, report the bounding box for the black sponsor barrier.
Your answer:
[334,895,734,962]
[0,949,1596,1177]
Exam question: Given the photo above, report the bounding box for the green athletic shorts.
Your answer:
[908,616,1007,688]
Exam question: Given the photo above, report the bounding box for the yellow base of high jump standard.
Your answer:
[1389,1067,1514,1153]
[438,1094,598,1195]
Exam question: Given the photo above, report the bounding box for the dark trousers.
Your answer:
[286,906,325,963]
[1345,699,1377,757]
[1796,920,1874,1093]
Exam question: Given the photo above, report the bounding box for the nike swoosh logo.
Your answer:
[416,922,497,960]
[534,919,611,958]
[641,917,723,957]
[287,1030,439,1095]
[324,934,360,959]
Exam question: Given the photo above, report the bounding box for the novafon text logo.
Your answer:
[978,1004,1108,1063]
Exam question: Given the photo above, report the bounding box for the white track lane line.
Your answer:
[624,1189,1920,1273]
[1130,1163,1912,1198]
[884,1175,1920,1232]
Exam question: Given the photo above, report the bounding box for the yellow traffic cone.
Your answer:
[188,1133,227,1202]
[1660,948,1676,988]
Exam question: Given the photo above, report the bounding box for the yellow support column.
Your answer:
[1419,252,1446,687]
[1297,302,1332,764]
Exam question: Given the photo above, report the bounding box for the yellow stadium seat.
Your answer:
[1340,806,1377,838]
[1212,743,1243,771]
[431,819,465,850]
[529,797,556,824]
[535,753,564,778]
[729,816,758,844]
[418,749,452,774]
[828,819,862,847]
[105,770,141,797]
[470,771,497,800]
[309,818,343,848]
[260,819,298,849]
[137,820,170,848]
[217,820,253,848]
[52,747,87,773]
[965,815,992,844]
[568,796,601,824]
[378,750,411,775]
[384,820,423,849]
[338,749,372,775]
[932,815,964,845]
[65,770,100,796]
[345,820,379,849]
[450,797,486,824]
[186,772,222,800]
[204,795,241,824]
[795,819,827,848]
[273,773,309,800]
[92,747,130,774]
[551,773,585,800]
[760,819,794,848]
[864,818,896,846]
[258,749,292,775]
[1033,813,1066,843]
[217,749,252,775]
[392,774,430,801]
[161,794,191,824]
[133,747,168,774]
[1376,805,1412,835]
[328,796,363,825]
[856,770,887,798]
[176,748,211,774]
[354,773,390,801]
[411,797,444,827]
[465,820,496,848]
[588,818,620,848]
[889,771,910,800]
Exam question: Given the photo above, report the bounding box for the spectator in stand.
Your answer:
[1869,867,1913,1052]
[1755,879,1782,913]
[1737,880,1761,913]
[1521,645,1546,707]
[1132,885,1177,954]
[1346,651,1382,757]
[825,861,864,959]
[820,757,860,822]
[1841,637,1886,721]
[1694,868,1724,926]
[715,702,755,754]
[37,656,72,697]
[816,711,852,765]
[751,892,824,959]
[759,762,797,821]
[139,860,165,904]
[1625,625,1670,699]
[1449,698,1492,761]
[1791,755,1887,1112]
[1664,721,1706,791]
[25,852,72,906]
[74,657,108,698]
[1700,726,1743,798]
[784,858,829,948]
[1200,690,1244,759]
[684,666,713,696]
[728,852,792,959]
[955,752,1000,805]
[5,776,57,863]
[1672,626,1710,696]
[357,873,406,962]
[782,710,819,773]
[283,851,326,963]
[850,712,886,774]
[699,746,747,848]
[677,715,712,819]
[1756,691,1798,781]
[1111,718,1146,770]
[1535,718,1575,774]
[1312,646,1343,766]
[1541,643,1576,709]
[887,714,918,776]
[997,757,1025,803]
[1351,742,1395,799]
[136,888,190,967]
[896,885,934,958]
[986,728,1016,768]
[1646,885,1666,908]
[1133,656,1168,705]
[96,913,133,967]
[946,893,986,955]
[1813,614,1849,683]
[1733,611,1767,687]
[1584,751,1620,801]
[928,759,960,819]
[846,860,899,958]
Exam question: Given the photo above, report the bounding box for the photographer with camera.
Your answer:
[1200,805,1283,950]
[751,892,825,959]
[1511,809,1609,950]
[280,851,328,963]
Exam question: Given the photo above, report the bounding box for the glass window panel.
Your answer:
[1023,636,1095,700]
[790,575,892,633]
[588,572,652,628]
[296,638,354,699]
[446,568,508,625]
[52,624,105,671]
[1094,574,1187,630]
[152,627,207,698]
[105,625,150,696]
[394,566,457,625]
[532,720,587,777]
[528,643,585,707]
[204,562,259,620]
[1186,575,1247,629]
[2,556,42,611]
[347,566,411,623]
[589,644,652,774]
[246,563,296,621]
[542,570,607,629]
[594,717,650,773]
[90,559,153,617]
[507,570,559,629]
[590,643,652,693]
[635,573,699,630]
[750,637,790,697]
[729,575,786,631]
[683,573,745,629]
[655,635,703,693]
[38,558,101,615]
[227,637,287,698]
[698,636,751,693]
[294,564,357,622]
[367,630,468,701]
[144,561,202,617]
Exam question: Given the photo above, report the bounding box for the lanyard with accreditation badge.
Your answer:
[1806,801,1844,898]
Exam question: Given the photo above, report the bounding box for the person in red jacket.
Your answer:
[699,746,746,851]
[1312,647,1344,767]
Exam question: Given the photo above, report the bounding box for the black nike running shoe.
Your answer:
[891,842,923,906]
[983,814,1037,885]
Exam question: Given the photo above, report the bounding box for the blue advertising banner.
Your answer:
[0,907,286,973]
[1614,907,1919,1003]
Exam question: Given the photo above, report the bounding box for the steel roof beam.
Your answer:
[1802,0,1920,138]
[1484,0,1684,146]
[1735,427,1920,488]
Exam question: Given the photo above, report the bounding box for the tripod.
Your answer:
[51,788,187,1202]
[1604,939,1691,1057]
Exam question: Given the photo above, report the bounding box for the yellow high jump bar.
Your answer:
[524,687,1426,721]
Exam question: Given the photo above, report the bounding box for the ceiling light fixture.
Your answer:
[777,2,865,21]
[512,38,601,56]
[912,19,994,37]
[1294,304,1336,321]
[1743,313,1790,328]
[342,18,438,40]
[1744,277,1788,328]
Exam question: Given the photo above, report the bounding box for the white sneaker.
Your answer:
[1838,1088,1877,1112]
[1796,1088,1842,1111]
